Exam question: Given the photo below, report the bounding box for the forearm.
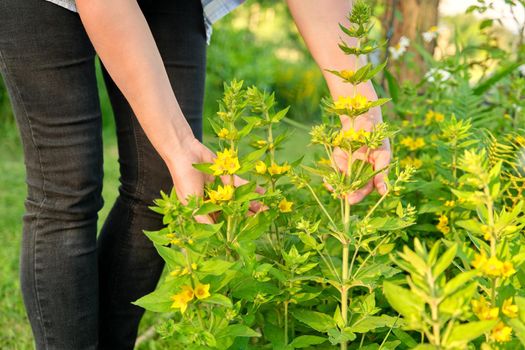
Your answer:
[76,0,194,165]
[286,0,380,127]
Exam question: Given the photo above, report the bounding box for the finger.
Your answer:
[332,147,347,173]
[220,174,249,187]
[371,147,391,196]
[323,177,334,192]
[346,180,374,205]
[195,214,214,224]
[249,200,268,213]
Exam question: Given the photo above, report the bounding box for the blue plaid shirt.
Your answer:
[45,0,244,44]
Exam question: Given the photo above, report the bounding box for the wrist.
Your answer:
[162,131,197,169]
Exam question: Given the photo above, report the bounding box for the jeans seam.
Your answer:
[0,49,50,348]
[109,117,145,304]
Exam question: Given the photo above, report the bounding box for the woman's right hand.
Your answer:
[167,138,266,223]
[167,137,215,199]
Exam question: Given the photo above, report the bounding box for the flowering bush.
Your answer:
[134,2,525,349]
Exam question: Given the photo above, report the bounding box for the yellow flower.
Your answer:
[484,256,504,277]
[170,285,195,313]
[481,225,492,240]
[333,95,371,113]
[331,132,344,147]
[210,148,240,176]
[278,198,294,213]
[436,214,450,235]
[502,298,518,318]
[255,140,267,148]
[255,161,267,174]
[343,128,369,142]
[340,70,355,80]
[413,137,425,149]
[267,163,291,176]
[170,293,189,313]
[472,297,499,320]
[191,263,198,271]
[490,322,512,343]
[194,283,211,300]
[502,261,516,278]
[400,136,426,151]
[207,185,234,204]
[318,157,333,166]
[472,252,487,270]
[400,157,423,169]
[169,238,183,246]
[425,110,435,125]
[433,112,445,122]
[444,200,455,207]
[217,128,230,139]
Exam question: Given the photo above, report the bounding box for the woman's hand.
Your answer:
[332,113,391,204]
[167,137,215,203]
[167,138,266,223]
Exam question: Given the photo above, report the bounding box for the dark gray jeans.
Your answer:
[0,0,206,348]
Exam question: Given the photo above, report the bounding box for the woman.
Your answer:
[0,0,390,348]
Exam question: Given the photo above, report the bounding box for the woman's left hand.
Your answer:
[332,113,391,204]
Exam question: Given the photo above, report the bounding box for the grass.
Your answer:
[0,107,312,349]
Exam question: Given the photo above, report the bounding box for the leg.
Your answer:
[96,0,207,348]
[0,1,102,349]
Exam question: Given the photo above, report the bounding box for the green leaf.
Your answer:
[455,219,484,235]
[216,324,261,338]
[194,202,221,216]
[192,162,214,175]
[292,309,337,332]
[398,246,427,275]
[384,70,400,103]
[508,318,525,346]
[443,270,478,296]
[432,243,457,278]
[412,345,437,350]
[444,320,497,347]
[264,322,286,349]
[473,60,525,95]
[350,315,399,333]
[383,282,424,323]
[191,222,224,240]
[392,329,418,347]
[198,259,235,276]
[289,335,326,348]
[143,229,171,246]
[202,294,233,308]
[132,287,173,313]
[154,244,185,270]
[272,106,290,123]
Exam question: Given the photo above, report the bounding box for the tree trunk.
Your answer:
[382,0,440,83]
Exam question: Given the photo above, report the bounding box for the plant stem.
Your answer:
[305,183,338,230]
[284,301,289,345]
[341,243,350,350]
[364,190,389,221]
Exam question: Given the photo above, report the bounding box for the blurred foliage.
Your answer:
[203,1,328,131]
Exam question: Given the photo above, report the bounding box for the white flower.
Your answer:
[399,36,410,48]
[388,36,410,60]
[422,26,440,43]
[388,45,407,60]
[425,68,451,83]
[518,64,525,75]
